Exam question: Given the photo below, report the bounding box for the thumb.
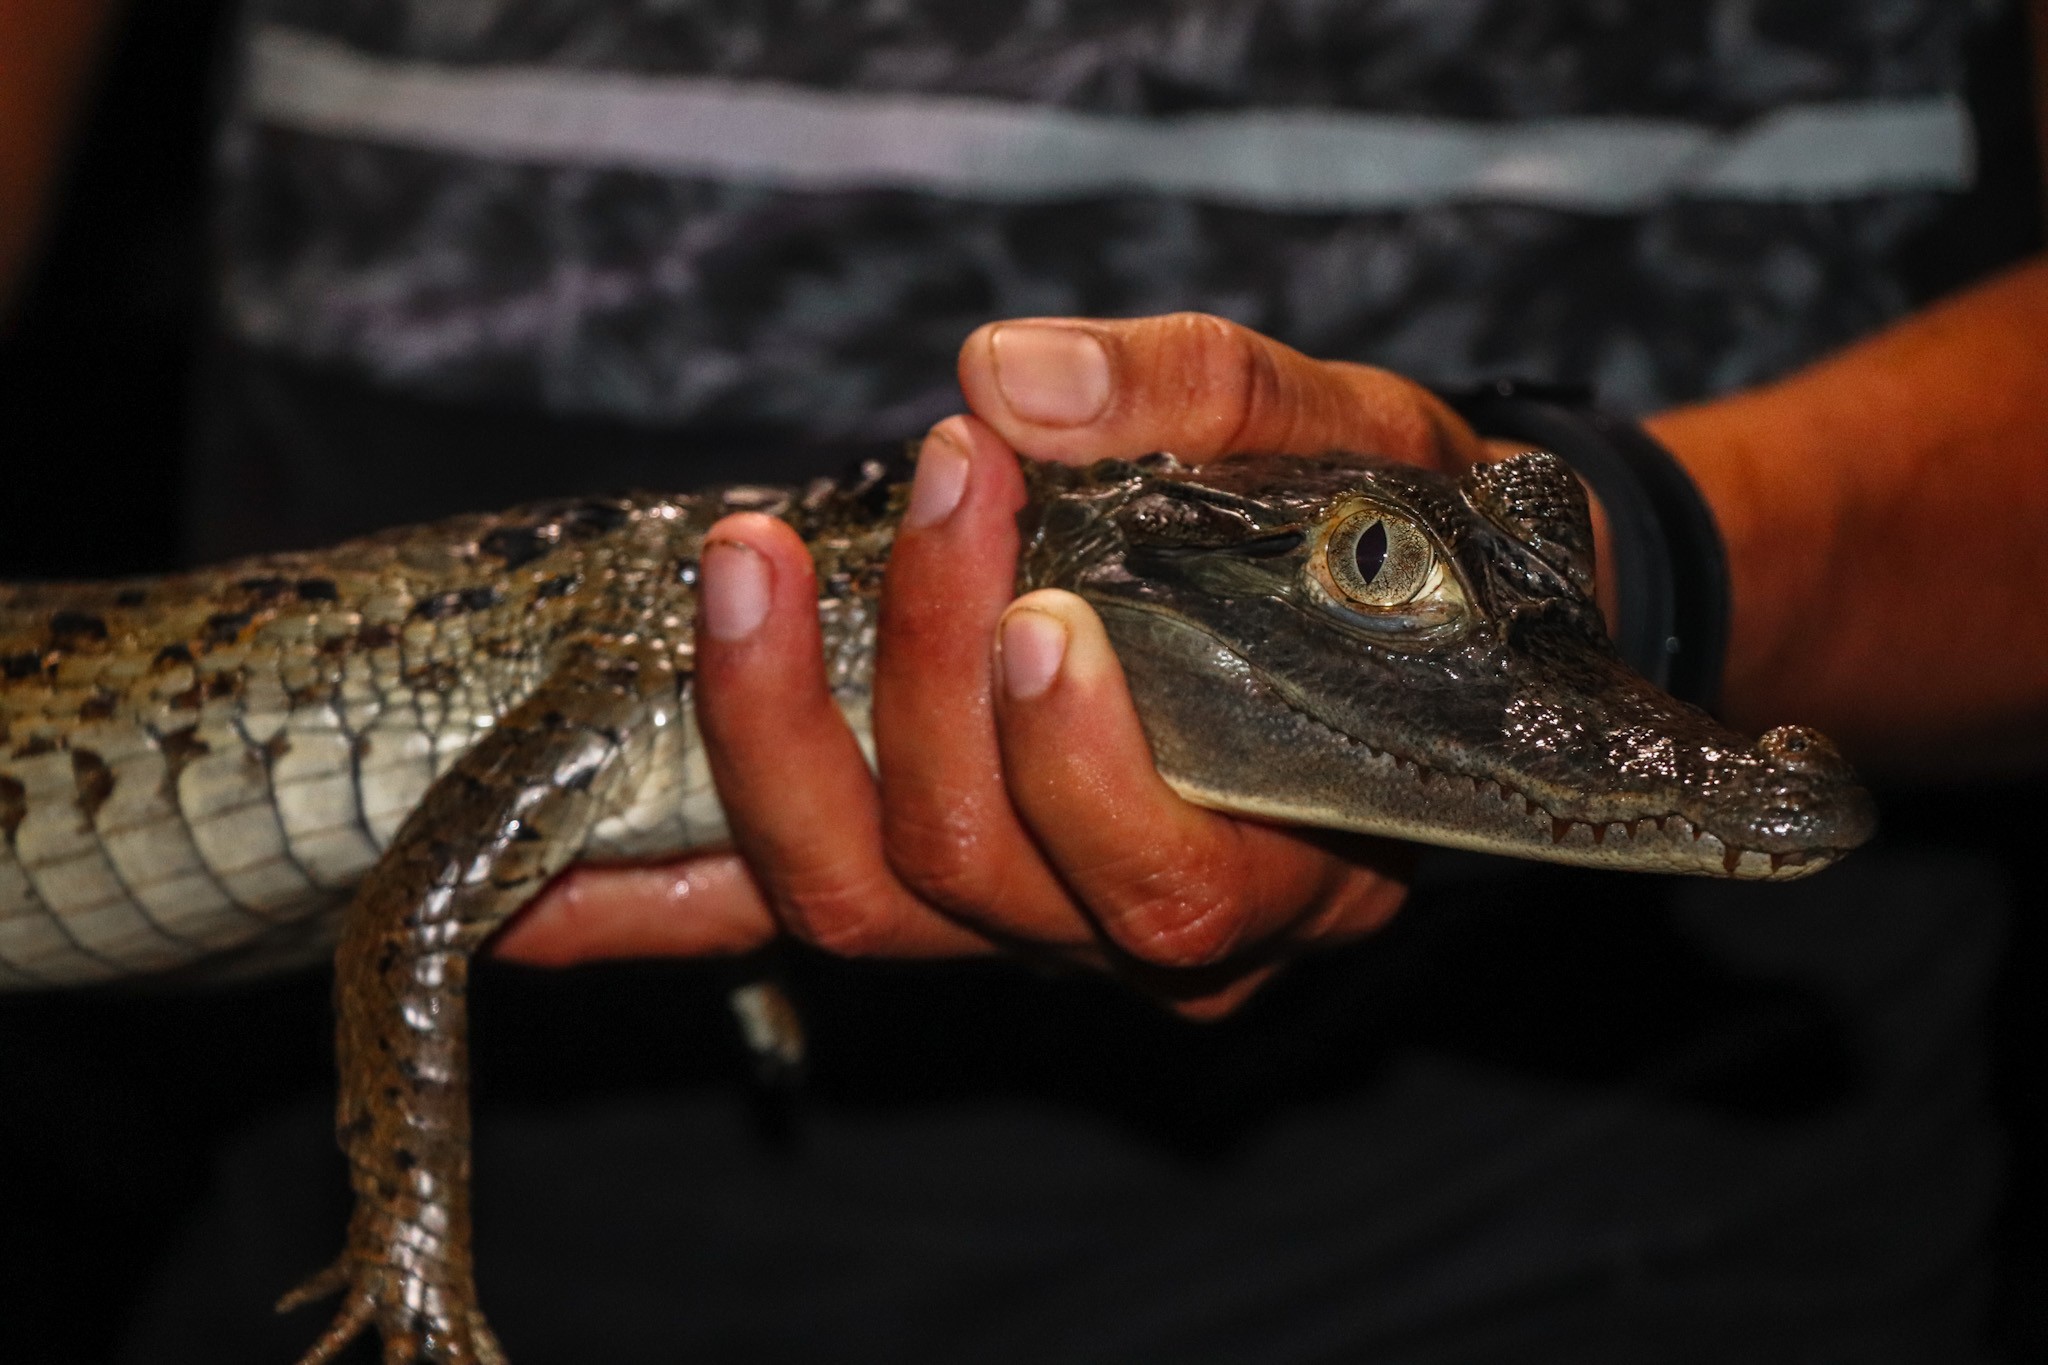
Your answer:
[957,312,1485,470]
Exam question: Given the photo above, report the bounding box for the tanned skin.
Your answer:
[5,11,2044,1013]
[1651,261,2048,771]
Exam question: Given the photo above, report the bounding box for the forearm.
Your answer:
[1646,256,2048,777]
[0,0,117,322]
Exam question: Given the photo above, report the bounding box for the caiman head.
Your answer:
[1017,451,1875,880]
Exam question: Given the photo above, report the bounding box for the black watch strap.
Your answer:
[1442,379,1730,712]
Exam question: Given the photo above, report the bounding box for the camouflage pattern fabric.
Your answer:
[216,0,1983,431]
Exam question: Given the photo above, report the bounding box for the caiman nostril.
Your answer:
[1758,725,1845,773]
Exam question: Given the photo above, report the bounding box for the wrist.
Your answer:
[1641,388,1855,730]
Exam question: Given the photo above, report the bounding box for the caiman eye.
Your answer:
[1303,499,1468,633]
[1324,511,1434,607]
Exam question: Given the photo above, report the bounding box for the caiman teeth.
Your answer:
[1270,691,1830,878]
[1506,804,1824,877]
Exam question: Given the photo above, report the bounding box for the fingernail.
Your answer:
[1000,609,1068,700]
[701,540,771,642]
[903,422,971,529]
[990,324,1111,427]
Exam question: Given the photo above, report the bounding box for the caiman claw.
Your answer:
[281,1248,507,1365]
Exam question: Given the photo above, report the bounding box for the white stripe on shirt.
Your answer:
[245,25,1975,213]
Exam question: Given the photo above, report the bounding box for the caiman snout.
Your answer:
[1495,714,1878,881]
[1730,724,1878,866]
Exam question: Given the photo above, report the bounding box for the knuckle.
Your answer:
[773,865,901,958]
[1091,846,1248,968]
[884,806,999,913]
[1159,313,1282,458]
[1316,360,1469,468]
[1352,367,1449,464]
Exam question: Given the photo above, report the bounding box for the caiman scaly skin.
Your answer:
[0,451,1874,1363]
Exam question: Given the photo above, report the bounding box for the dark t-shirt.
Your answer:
[97,2,2036,1360]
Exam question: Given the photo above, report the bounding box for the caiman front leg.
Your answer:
[283,650,660,1365]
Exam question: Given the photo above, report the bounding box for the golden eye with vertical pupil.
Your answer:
[1324,510,1434,607]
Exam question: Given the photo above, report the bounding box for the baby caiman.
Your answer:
[0,450,1875,1363]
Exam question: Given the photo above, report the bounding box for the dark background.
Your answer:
[0,3,2041,1361]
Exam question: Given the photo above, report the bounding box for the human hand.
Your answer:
[498,314,1490,1015]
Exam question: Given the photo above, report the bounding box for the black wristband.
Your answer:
[1441,379,1730,712]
